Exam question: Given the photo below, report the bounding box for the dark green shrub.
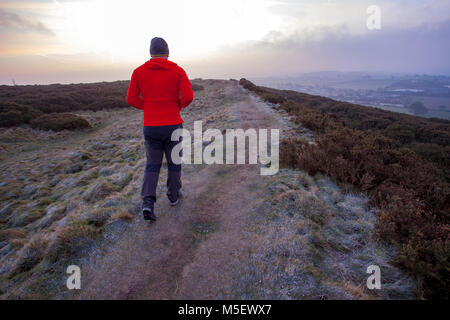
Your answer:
[21,106,43,124]
[0,110,23,127]
[87,97,128,111]
[30,113,91,131]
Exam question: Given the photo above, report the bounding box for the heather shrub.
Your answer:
[0,103,44,124]
[397,239,449,299]
[239,78,261,92]
[260,92,285,104]
[21,106,44,123]
[384,123,416,144]
[282,101,338,133]
[86,98,128,111]
[30,113,91,131]
[280,128,449,298]
[0,80,130,127]
[0,110,23,127]
[0,102,21,113]
[407,142,450,179]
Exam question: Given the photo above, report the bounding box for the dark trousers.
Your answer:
[141,124,182,209]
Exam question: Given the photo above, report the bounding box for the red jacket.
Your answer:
[126,59,194,126]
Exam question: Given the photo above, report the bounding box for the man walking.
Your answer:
[127,37,194,221]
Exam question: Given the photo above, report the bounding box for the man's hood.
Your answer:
[144,59,178,70]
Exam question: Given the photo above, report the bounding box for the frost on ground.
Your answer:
[235,170,414,299]
[0,80,415,299]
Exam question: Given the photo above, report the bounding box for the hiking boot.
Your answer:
[142,207,156,221]
[167,190,182,206]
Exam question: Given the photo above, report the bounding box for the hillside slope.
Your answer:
[0,80,414,299]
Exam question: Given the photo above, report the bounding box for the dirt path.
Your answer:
[70,80,286,299]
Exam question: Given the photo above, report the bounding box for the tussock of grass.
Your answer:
[11,237,47,276]
[82,179,117,203]
[111,211,134,222]
[0,229,27,249]
[47,220,100,262]
[84,208,112,227]
[0,228,26,241]
[8,210,45,228]
[9,238,27,249]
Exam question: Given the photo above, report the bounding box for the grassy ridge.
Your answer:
[0,81,130,128]
[240,78,449,299]
[0,81,205,130]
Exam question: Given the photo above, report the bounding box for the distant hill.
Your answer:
[252,73,450,120]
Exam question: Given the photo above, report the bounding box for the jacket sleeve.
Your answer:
[178,68,194,109]
[126,70,144,110]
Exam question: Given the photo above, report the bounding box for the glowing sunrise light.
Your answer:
[49,0,282,61]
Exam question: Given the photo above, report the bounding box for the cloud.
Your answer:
[2,19,449,85]
[0,9,54,36]
[183,19,450,78]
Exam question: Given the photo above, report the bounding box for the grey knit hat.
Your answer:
[150,37,169,57]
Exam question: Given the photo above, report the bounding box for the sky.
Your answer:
[0,0,449,84]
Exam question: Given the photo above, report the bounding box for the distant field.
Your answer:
[252,73,450,121]
[416,96,450,110]
[424,110,450,120]
[320,79,395,90]
[365,103,450,120]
